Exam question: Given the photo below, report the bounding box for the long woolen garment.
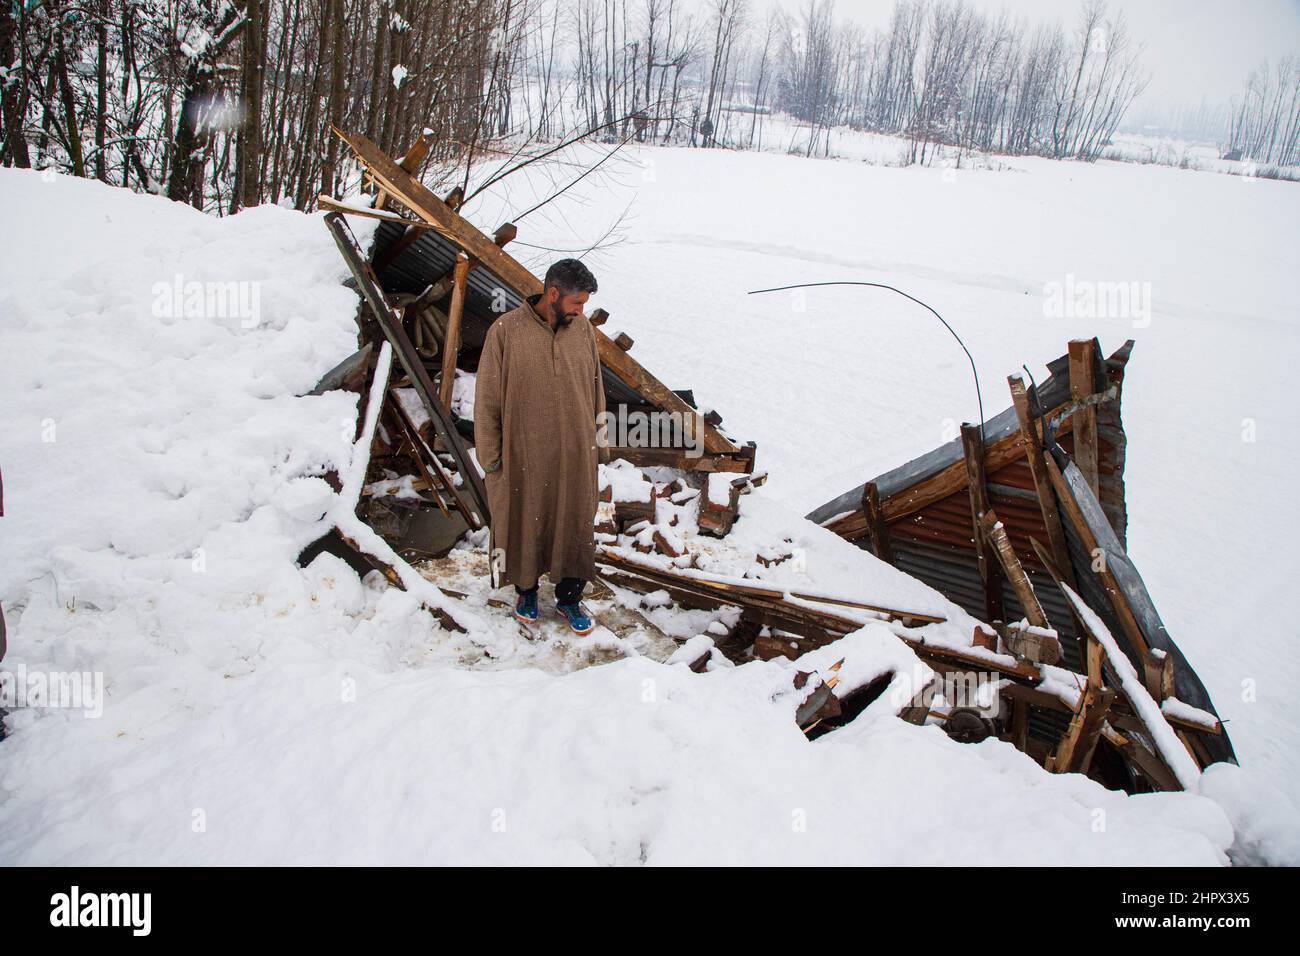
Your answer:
[473,294,605,589]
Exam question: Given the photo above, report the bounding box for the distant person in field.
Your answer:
[473,259,605,635]
[699,116,714,147]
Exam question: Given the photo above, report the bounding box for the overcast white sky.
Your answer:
[765,0,1300,107]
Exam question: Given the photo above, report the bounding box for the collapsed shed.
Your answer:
[808,339,1236,783]
[304,128,1235,799]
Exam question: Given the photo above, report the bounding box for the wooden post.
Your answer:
[961,423,1004,627]
[439,255,470,412]
[493,222,517,247]
[1049,681,1115,775]
[980,509,1047,628]
[861,482,893,564]
[374,131,435,211]
[1043,452,1151,660]
[1057,582,1192,790]
[1008,374,1075,587]
[1068,339,1100,499]
[1008,698,1029,751]
[1143,649,1175,701]
[981,509,1061,665]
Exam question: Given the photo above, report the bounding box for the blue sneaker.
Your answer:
[514,590,539,623]
[556,601,594,635]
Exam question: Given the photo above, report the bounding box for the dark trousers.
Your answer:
[518,577,585,605]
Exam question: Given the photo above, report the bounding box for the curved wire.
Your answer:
[747,280,985,442]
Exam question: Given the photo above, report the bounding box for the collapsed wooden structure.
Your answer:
[305,129,1234,799]
[807,339,1236,788]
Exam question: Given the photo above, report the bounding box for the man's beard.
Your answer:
[550,301,574,326]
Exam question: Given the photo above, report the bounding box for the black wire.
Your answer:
[747,280,986,444]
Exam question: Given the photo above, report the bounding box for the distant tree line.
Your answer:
[2,0,1293,216]
[1223,56,1300,167]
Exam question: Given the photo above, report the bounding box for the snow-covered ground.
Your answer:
[0,138,1296,864]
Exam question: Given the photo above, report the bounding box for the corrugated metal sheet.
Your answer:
[808,345,1127,645]
[806,340,1237,768]
[365,220,650,407]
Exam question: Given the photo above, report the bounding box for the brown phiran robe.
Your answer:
[473,293,605,590]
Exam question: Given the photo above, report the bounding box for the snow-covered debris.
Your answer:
[0,164,1254,866]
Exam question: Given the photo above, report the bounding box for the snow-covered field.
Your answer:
[1,137,1297,864]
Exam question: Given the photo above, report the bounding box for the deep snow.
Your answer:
[0,140,1294,864]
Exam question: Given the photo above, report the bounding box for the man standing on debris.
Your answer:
[473,259,605,635]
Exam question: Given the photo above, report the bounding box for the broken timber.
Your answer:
[806,339,1236,786]
[330,128,742,460]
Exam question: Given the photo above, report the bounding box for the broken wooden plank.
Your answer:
[1043,449,1149,661]
[603,447,752,473]
[980,508,1048,628]
[1059,582,1199,789]
[374,130,435,212]
[1068,339,1101,498]
[332,127,741,457]
[323,211,489,527]
[1049,683,1115,775]
[317,193,437,228]
[438,255,470,411]
[596,547,946,625]
[1008,373,1075,585]
[861,481,894,564]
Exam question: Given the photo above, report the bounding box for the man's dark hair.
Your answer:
[544,258,598,296]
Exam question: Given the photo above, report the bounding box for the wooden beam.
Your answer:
[1068,339,1100,498]
[332,128,740,457]
[603,447,752,473]
[1050,683,1115,775]
[597,547,945,625]
[861,482,893,564]
[387,392,481,530]
[317,194,436,228]
[1043,451,1150,661]
[961,423,1004,626]
[323,211,489,527]
[980,509,1047,628]
[383,406,450,518]
[1059,583,1189,789]
[1008,697,1030,750]
[823,397,1081,539]
[982,509,1062,665]
[375,131,435,211]
[1008,374,1075,585]
[439,255,470,411]
[1144,649,1175,702]
[493,222,517,247]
